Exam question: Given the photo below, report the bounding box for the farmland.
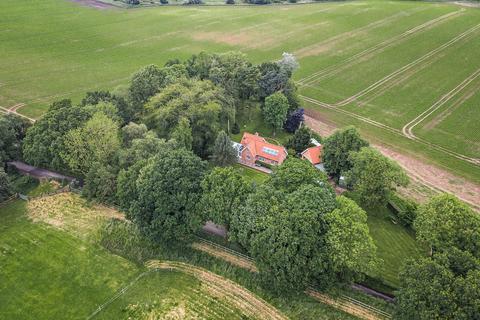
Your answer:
[1,0,479,183]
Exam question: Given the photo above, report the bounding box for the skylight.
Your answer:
[262,147,278,156]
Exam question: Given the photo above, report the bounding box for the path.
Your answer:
[8,161,75,182]
[0,106,36,123]
[190,239,393,319]
[146,260,288,320]
[303,113,480,211]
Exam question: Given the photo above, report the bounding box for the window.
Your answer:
[262,147,278,156]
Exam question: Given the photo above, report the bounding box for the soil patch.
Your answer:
[70,0,116,10]
[304,112,480,211]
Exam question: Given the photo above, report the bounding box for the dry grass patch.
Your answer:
[27,192,124,239]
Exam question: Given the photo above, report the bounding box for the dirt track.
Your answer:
[304,114,480,211]
[146,260,287,320]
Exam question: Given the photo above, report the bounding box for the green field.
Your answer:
[0,192,360,319]
[1,0,479,181]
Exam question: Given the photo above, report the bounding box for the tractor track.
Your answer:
[402,67,480,140]
[334,23,480,107]
[298,9,463,86]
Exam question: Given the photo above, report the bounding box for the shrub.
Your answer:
[160,0,168,3]
[388,193,417,227]
[226,0,235,4]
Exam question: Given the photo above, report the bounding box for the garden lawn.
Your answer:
[234,163,269,185]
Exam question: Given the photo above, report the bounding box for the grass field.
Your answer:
[1,0,479,182]
[0,192,359,319]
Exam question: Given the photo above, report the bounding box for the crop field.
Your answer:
[1,0,479,183]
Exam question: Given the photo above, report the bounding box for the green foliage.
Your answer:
[121,122,148,147]
[395,249,480,320]
[128,64,187,109]
[263,92,289,135]
[170,117,193,150]
[346,147,409,207]
[388,193,417,227]
[211,131,237,166]
[269,157,329,193]
[322,126,369,178]
[286,125,313,154]
[116,159,151,217]
[0,168,13,201]
[62,112,120,177]
[0,114,31,166]
[23,100,91,172]
[199,167,252,229]
[324,196,377,283]
[144,79,231,158]
[81,91,133,124]
[118,133,170,169]
[132,149,207,242]
[257,62,288,100]
[82,165,118,203]
[414,194,480,257]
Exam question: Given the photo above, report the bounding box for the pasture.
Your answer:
[0,193,359,319]
[1,0,479,182]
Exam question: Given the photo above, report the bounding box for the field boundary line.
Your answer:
[301,95,480,165]
[402,67,480,139]
[333,23,480,107]
[298,9,463,86]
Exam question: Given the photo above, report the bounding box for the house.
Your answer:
[301,145,325,172]
[236,132,288,167]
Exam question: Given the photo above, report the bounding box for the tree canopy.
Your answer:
[322,126,369,178]
[131,149,207,242]
[263,92,289,136]
[346,147,409,206]
[211,131,237,167]
[0,114,31,167]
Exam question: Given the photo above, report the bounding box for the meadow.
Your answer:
[0,191,363,319]
[1,0,479,182]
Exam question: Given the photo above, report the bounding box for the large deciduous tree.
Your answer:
[23,99,91,172]
[131,149,207,242]
[414,194,480,257]
[263,92,289,136]
[199,167,252,229]
[211,131,237,166]
[286,125,313,154]
[346,147,408,207]
[62,112,120,177]
[0,114,31,167]
[322,126,369,178]
[170,117,193,150]
[257,62,289,101]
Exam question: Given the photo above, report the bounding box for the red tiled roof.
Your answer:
[301,145,323,165]
[241,132,287,163]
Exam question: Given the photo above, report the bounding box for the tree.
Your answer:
[286,125,312,154]
[269,157,329,193]
[323,196,377,283]
[81,91,133,124]
[322,126,369,178]
[211,131,237,166]
[284,108,304,133]
[128,64,165,108]
[346,147,408,207]
[82,165,117,203]
[199,167,252,229]
[0,168,12,202]
[263,92,289,136]
[118,133,171,169]
[0,114,31,166]
[121,122,149,147]
[144,79,231,158]
[251,209,325,291]
[62,112,120,176]
[116,159,152,217]
[23,100,91,172]
[414,194,480,257]
[170,117,192,150]
[131,149,207,242]
[257,62,289,100]
[278,52,299,76]
[395,250,480,320]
